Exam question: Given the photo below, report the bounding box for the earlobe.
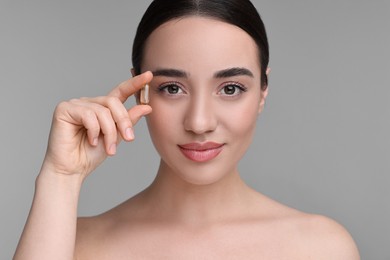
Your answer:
[258,87,268,114]
[266,67,271,76]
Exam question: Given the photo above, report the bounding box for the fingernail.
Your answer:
[126,127,134,140]
[93,138,98,146]
[109,143,117,155]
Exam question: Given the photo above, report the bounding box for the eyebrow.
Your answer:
[214,67,254,78]
[151,67,254,79]
[152,68,188,78]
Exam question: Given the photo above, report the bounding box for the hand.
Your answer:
[41,71,153,179]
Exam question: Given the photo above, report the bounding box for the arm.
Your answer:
[14,72,153,260]
[14,169,83,260]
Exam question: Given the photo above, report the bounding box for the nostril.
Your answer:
[183,97,218,134]
[183,113,217,135]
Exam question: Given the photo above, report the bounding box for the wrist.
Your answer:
[37,164,85,192]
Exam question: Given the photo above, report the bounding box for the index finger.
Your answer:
[108,71,153,103]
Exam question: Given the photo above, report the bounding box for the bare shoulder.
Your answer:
[74,196,142,259]
[266,202,361,260]
[74,208,123,259]
[249,193,360,259]
[297,213,360,259]
[74,215,107,259]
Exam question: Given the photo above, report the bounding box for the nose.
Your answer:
[183,94,218,135]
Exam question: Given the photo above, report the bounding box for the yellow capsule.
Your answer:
[140,83,149,104]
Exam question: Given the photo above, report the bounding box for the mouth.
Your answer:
[178,142,225,163]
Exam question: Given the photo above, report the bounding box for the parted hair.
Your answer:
[132,0,269,90]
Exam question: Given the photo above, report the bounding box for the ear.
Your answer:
[266,67,271,76]
[258,87,268,114]
[130,68,141,104]
[258,67,271,114]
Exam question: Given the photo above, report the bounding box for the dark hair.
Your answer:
[132,0,269,90]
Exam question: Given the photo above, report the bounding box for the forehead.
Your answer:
[142,16,260,76]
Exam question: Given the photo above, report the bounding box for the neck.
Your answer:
[139,160,257,227]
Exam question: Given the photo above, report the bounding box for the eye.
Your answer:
[158,82,185,95]
[218,83,247,97]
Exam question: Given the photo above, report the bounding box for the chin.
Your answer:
[160,156,238,186]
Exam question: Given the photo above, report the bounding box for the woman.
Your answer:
[14,0,359,259]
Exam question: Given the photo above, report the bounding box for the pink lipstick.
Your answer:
[178,142,224,162]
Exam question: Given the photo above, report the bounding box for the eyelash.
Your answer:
[156,81,247,98]
[218,82,247,97]
[157,82,186,96]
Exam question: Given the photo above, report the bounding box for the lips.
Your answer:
[178,142,224,162]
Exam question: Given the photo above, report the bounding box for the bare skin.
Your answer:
[75,174,359,259]
[14,73,154,260]
[15,17,360,260]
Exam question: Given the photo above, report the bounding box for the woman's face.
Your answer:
[141,17,267,185]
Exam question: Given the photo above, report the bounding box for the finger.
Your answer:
[88,96,135,142]
[128,105,153,126]
[113,105,152,144]
[92,105,118,156]
[108,71,153,103]
[56,101,101,147]
[82,111,100,147]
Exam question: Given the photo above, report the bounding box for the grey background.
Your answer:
[1,0,389,259]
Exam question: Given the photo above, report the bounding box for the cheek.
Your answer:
[220,99,259,137]
[215,99,259,166]
[146,100,183,148]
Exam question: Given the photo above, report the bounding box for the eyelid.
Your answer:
[158,81,184,88]
[157,81,184,91]
[218,81,248,94]
[221,80,246,87]
[157,81,187,95]
[155,80,247,96]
